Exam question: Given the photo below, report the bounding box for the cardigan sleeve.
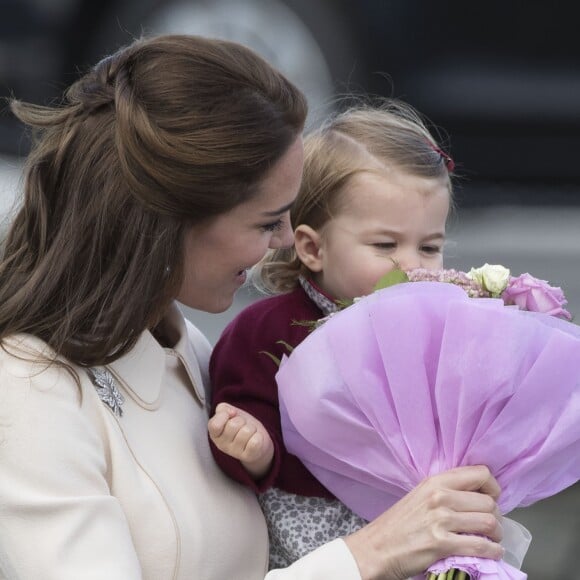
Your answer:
[0,345,142,580]
[208,291,333,497]
[208,300,290,492]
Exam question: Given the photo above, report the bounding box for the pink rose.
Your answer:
[502,273,572,319]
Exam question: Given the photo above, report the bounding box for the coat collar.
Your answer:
[108,303,206,409]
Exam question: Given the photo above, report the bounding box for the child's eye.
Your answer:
[421,245,442,255]
[372,242,396,250]
[260,219,284,233]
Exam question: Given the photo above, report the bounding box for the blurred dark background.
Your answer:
[1,2,579,578]
[2,0,580,207]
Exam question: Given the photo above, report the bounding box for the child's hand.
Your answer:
[208,402,274,479]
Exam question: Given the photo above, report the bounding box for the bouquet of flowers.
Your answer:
[276,265,580,580]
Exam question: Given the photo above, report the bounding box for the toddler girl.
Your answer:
[208,99,455,568]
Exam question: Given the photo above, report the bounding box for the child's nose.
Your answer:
[396,250,422,271]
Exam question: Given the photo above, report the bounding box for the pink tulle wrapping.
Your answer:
[276,282,580,579]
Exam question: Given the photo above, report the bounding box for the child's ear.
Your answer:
[294,225,323,273]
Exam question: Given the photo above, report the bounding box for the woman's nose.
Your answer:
[268,225,294,250]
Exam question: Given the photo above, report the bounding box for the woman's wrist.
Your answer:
[343,524,404,580]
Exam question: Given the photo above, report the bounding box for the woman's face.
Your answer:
[177,136,304,313]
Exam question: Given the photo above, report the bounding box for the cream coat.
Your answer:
[0,303,361,580]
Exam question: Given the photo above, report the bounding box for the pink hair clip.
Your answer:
[430,143,455,172]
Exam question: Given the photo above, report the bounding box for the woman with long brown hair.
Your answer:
[0,34,503,579]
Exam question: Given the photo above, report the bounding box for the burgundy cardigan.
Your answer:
[209,286,335,499]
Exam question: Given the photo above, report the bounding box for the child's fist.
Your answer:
[208,402,274,478]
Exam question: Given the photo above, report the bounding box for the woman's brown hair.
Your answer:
[256,99,454,294]
[0,34,307,366]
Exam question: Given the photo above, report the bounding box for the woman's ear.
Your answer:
[294,225,323,273]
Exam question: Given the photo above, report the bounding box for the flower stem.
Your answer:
[426,569,470,580]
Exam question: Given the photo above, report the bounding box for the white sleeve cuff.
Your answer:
[265,539,361,580]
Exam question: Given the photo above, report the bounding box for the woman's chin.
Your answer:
[235,269,248,285]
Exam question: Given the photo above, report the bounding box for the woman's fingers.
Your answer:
[425,487,501,519]
[420,468,503,543]
[446,527,505,560]
[459,512,503,545]
[436,509,503,544]
[433,465,501,499]
[343,466,505,580]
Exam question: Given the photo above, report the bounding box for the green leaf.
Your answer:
[373,269,409,291]
[259,340,294,368]
[259,351,281,367]
[276,340,294,353]
[291,319,320,331]
[335,298,354,309]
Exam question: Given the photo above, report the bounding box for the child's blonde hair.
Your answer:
[255,98,454,294]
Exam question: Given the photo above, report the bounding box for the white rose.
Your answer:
[467,263,510,296]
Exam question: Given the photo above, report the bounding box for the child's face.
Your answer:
[312,170,449,300]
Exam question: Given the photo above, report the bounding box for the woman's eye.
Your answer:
[260,219,284,233]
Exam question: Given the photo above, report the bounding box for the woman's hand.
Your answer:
[208,402,275,479]
[343,465,504,580]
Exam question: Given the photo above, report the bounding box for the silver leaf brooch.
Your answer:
[87,367,125,417]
